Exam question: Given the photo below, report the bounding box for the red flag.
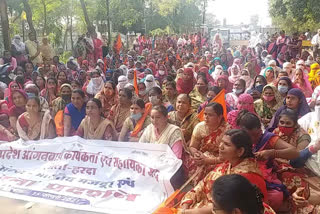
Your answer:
[198,89,227,121]
[176,54,181,61]
[114,34,122,54]
[133,70,139,95]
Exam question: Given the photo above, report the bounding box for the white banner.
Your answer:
[0,137,182,214]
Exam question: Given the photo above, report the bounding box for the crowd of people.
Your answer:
[2,28,320,213]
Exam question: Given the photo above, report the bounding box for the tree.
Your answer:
[269,0,320,32]
[0,0,10,50]
[22,0,36,35]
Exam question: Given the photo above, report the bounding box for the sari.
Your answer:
[139,123,184,159]
[16,110,53,141]
[176,68,195,94]
[120,116,151,141]
[189,88,207,111]
[95,89,118,118]
[292,70,313,98]
[184,121,230,184]
[254,85,283,128]
[180,158,269,210]
[77,116,115,140]
[109,104,131,134]
[308,63,320,89]
[51,97,69,118]
[168,111,199,143]
[273,126,311,149]
[5,81,22,108]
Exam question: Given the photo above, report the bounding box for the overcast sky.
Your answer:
[207,0,272,26]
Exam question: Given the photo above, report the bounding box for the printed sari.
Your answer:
[77,116,115,140]
[16,110,53,141]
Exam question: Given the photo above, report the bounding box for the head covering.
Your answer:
[228,65,241,84]
[86,75,104,96]
[12,35,25,52]
[119,65,128,76]
[212,65,224,81]
[147,62,157,75]
[287,88,311,117]
[292,68,313,94]
[144,74,158,92]
[233,51,241,58]
[60,83,72,91]
[199,66,215,85]
[240,69,254,89]
[6,81,22,108]
[176,68,195,94]
[261,84,282,105]
[309,63,320,87]
[11,89,28,106]
[117,75,128,91]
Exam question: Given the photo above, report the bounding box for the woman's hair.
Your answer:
[237,110,261,130]
[71,80,81,87]
[212,174,264,214]
[208,86,221,95]
[279,109,298,124]
[132,98,145,109]
[72,89,85,98]
[14,66,25,75]
[225,129,254,158]
[149,86,162,96]
[89,98,102,109]
[120,88,133,100]
[47,77,57,85]
[165,81,176,89]
[206,102,224,116]
[253,75,267,87]
[105,80,116,90]
[152,105,168,117]
[197,75,208,85]
[27,96,41,108]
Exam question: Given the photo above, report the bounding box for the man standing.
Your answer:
[25,32,42,66]
[311,29,320,59]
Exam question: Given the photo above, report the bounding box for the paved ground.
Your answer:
[0,197,103,214]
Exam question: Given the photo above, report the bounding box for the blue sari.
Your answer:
[65,103,86,130]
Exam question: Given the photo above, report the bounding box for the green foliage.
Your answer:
[269,0,320,33]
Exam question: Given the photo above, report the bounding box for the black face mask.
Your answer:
[61,94,71,102]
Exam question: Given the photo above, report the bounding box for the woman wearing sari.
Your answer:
[5,81,22,108]
[0,98,17,141]
[139,105,184,159]
[77,98,115,140]
[308,63,320,89]
[293,68,313,98]
[227,94,256,129]
[176,67,195,94]
[190,76,208,111]
[56,70,68,89]
[109,88,132,136]
[215,75,231,93]
[94,81,118,118]
[179,129,269,212]
[269,88,311,131]
[64,90,86,136]
[168,94,199,144]
[225,79,246,110]
[51,83,72,118]
[163,81,177,109]
[35,75,45,92]
[263,67,276,85]
[228,65,241,87]
[17,97,55,141]
[40,77,57,107]
[254,85,283,129]
[9,89,27,133]
[240,69,254,90]
[277,76,293,98]
[119,98,151,142]
[185,102,231,184]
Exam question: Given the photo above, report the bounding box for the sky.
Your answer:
[207,0,272,26]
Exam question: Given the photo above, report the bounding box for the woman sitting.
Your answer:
[168,94,199,144]
[86,69,104,98]
[95,81,118,118]
[208,174,275,214]
[190,76,208,110]
[198,86,221,113]
[227,94,255,129]
[0,99,17,141]
[247,75,267,101]
[51,83,72,118]
[180,129,268,211]
[139,105,184,159]
[8,89,27,133]
[119,98,151,142]
[17,97,55,141]
[77,98,115,140]
[263,67,276,85]
[225,79,246,110]
[293,68,313,98]
[254,85,283,129]
[5,81,22,108]
[269,88,311,131]
[185,102,231,184]
[64,89,86,136]
[277,76,293,98]
[40,77,58,107]
[163,81,178,109]
[109,88,132,136]
[176,67,195,94]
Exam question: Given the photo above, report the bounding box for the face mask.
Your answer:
[232,88,243,95]
[263,95,274,102]
[139,90,147,96]
[92,77,102,85]
[131,112,142,121]
[62,94,71,102]
[158,70,165,76]
[278,86,288,94]
[278,126,295,136]
[149,95,160,104]
[315,106,320,120]
[26,92,36,98]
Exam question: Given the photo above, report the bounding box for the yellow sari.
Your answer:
[78,116,115,140]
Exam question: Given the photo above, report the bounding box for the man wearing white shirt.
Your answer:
[311,29,320,58]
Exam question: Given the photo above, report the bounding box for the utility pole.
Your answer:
[202,0,206,25]
[106,0,111,46]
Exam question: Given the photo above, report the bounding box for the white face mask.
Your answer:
[233,88,243,95]
[149,95,160,104]
[92,77,102,85]
[158,70,165,76]
[315,106,320,120]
